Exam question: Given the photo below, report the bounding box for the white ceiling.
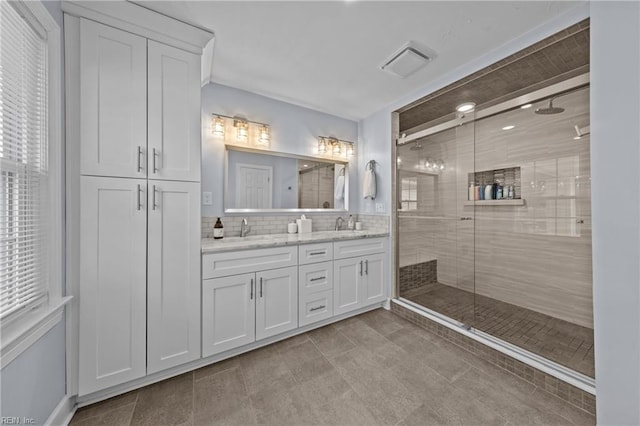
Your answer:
[136,1,583,121]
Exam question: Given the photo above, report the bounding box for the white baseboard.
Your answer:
[45,394,76,426]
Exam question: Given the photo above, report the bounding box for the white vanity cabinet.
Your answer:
[333,238,388,316]
[202,247,298,357]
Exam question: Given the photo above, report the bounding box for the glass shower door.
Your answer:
[397,116,475,327]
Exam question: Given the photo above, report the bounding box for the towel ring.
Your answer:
[366,160,376,170]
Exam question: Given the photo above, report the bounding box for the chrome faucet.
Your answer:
[240,218,251,237]
[334,216,344,231]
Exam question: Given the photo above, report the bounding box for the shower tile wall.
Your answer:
[399,88,593,330]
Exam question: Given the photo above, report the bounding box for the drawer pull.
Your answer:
[365,259,369,275]
[309,251,326,256]
[250,278,254,300]
[310,305,326,312]
[310,276,326,282]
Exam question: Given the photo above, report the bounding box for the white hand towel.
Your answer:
[334,175,345,200]
[363,168,376,200]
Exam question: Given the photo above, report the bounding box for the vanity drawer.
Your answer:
[299,261,333,296]
[203,246,297,279]
[299,289,333,326]
[298,242,333,265]
[334,237,387,259]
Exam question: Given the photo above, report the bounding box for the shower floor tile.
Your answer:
[401,283,595,378]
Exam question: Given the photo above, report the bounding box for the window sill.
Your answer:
[1,296,72,368]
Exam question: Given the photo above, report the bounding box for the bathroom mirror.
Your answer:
[224,145,349,213]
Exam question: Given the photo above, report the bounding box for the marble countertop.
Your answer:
[202,229,389,254]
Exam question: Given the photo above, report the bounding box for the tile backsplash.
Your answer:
[202,214,389,239]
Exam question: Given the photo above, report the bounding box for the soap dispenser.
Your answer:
[347,215,355,230]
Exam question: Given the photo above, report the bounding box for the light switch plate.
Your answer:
[202,192,213,205]
[375,203,385,213]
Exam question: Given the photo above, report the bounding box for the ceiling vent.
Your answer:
[380,42,434,79]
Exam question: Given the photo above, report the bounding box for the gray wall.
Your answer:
[1,321,66,423]
[591,2,640,424]
[202,83,358,216]
[0,1,68,424]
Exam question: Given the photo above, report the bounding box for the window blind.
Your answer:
[0,1,49,322]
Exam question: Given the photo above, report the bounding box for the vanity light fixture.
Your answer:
[317,137,327,153]
[346,143,354,157]
[257,124,270,146]
[212,115,225,137]
[211,113,272,148]
[317,136,356,159]
[330,138,341,155]
[234,118,249,142]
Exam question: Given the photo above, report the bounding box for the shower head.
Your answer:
[409,142,423,151]
[535,98,565,115]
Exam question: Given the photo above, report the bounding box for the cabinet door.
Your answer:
[202,274,255,357]
[79,176,147,396]
[147,181,201,373]
[148,41,201,182]
[363,253,386,306]
[256,267,298,340]
[333,257,364,316]
[80,19,147,178]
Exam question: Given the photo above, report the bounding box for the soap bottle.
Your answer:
[347,215,355,230]
[213,217,224,239]
[468,183,475,201]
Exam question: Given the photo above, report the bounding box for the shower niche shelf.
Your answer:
[467,166,523,205]
[464,199,525,206]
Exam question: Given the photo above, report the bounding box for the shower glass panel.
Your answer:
[472,86,593,377]
[397,115,475,327]
[396,82,593,379]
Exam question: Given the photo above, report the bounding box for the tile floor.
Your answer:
[70,309,595,426]
[401,283,595,378]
